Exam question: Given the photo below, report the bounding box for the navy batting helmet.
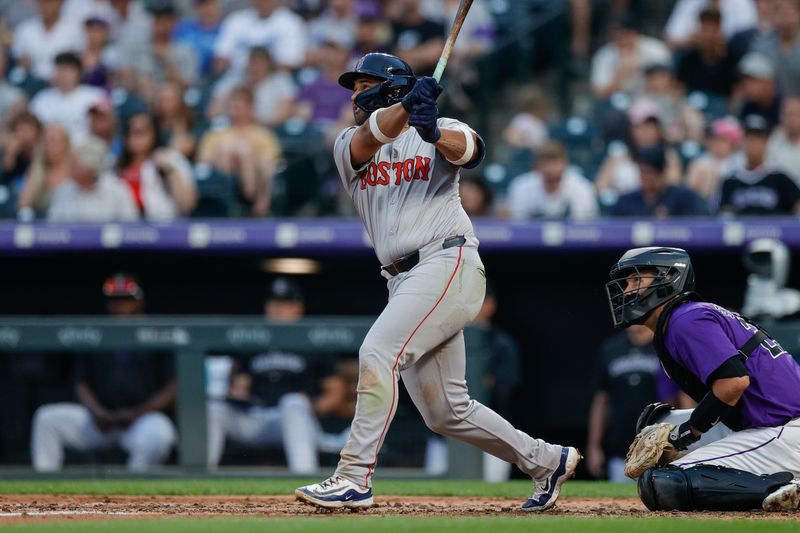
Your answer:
[606,247,695,328]
[338,53,416,113]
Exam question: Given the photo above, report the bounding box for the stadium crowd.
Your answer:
[0,0,799,220]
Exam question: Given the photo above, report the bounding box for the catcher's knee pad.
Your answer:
[638,465,794,511]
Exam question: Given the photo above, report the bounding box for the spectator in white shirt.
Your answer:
[308,0,357,53]
[665,0,757,49]
[47,135,139,222]
[766,95,800,187]
[590,14,672,99]
[213,0,308,82]
[11,0,85,81]
[28,52,105,143]
[507,141,599,220]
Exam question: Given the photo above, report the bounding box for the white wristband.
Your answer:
[447,125,477,166]
[369,109,399,144]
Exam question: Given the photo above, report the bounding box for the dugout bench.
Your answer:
[0,317,490,478]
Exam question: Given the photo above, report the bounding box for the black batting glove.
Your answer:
[401,76,443,113]
[668,421,700,451]
[408,101,441,143]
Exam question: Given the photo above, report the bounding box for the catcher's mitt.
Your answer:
[624,423,680,479]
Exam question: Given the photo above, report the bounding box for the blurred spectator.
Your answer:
[752,0,800,96]
[634,65,702,143]
[664,0,757,50]
[295,41,352,138]
[686,116,745,207]
[352,4,390,58]
[459,176,493,217]
[767,95,800,186]
[719,114,800,215]
[173,0,223,78]
[11,0,84,81]
[116,112,198,220]
[47,135,139,222]
[207,278,338,473]
[31,274,177,472]
[442,0,494,61]
[0,112,41,187]
[586,325,662,482]
[675,7,739,97]
[507,141,598,220]
[121,0,200,100]
[87,98,123,162]
[81,11,118,90]
[611,145,708,217]
[738,51,781,129]
[210,47,297,128]
[0,1,38,31]
[590,14,672,100]
[197,87,281,216]
[501,85,550,153]
[213,0,308,82]
[29,52,105,143]
[0,46,27,125]
[154,81,201,159]
[595,102,683,203]
[109,0,153,85]
[730,0,774,61]
[308,0,357,52]
[17,123,71,217]
[387,0,445,76]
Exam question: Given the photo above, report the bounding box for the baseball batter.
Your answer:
[295,53,580,510]
[606,247,800,512]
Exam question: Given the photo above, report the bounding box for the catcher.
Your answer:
[605,247,800,512]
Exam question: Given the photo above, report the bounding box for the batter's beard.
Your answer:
[354,108,370,126]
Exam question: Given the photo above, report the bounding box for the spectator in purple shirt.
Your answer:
[295,41,354,140]
[605,247,800,512]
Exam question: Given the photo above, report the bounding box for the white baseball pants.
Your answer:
[662,409,800,477]
[335,244,564,487]
[206,393,349,473]
[31,403,176,472]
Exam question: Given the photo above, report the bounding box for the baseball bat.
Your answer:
[432,0,474,82]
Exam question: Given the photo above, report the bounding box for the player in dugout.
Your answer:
[606,247,800,512]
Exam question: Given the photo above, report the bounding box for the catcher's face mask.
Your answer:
[606,266,675,328]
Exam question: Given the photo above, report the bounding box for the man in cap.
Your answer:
[720,114,800,215]
[738,52,782,129]
[31,274,177,472]
[206,277,337,473]
[612,145,707,217]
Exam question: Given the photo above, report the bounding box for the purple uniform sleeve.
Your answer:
[665,308,740,385]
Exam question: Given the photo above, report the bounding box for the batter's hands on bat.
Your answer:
[408,101,441,143]
[401,76,443,112]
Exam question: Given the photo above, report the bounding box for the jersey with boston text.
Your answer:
[664,301,800,429]
[333,118,482,265]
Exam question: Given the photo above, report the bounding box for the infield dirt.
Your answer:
[0,495,796,524]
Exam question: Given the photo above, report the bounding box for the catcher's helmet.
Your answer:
[338,53,416,113]
[606,247,695,328]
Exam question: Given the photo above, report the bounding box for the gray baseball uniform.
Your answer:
[332,119,564,487]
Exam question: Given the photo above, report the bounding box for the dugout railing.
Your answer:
[0,316,490,478]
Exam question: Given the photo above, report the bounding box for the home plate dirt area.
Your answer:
[0,495,795,523]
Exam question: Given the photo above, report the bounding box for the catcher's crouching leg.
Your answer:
[638,465,793,511]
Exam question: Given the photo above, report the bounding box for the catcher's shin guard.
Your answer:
[638,465,793,511]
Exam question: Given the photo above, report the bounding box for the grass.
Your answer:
[0,479,638,498]
[1,518,797,533]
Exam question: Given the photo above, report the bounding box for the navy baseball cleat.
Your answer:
[295,475,374,509]
[522,446,582,512]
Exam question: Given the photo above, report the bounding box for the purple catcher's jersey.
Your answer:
[664,301,800,429]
